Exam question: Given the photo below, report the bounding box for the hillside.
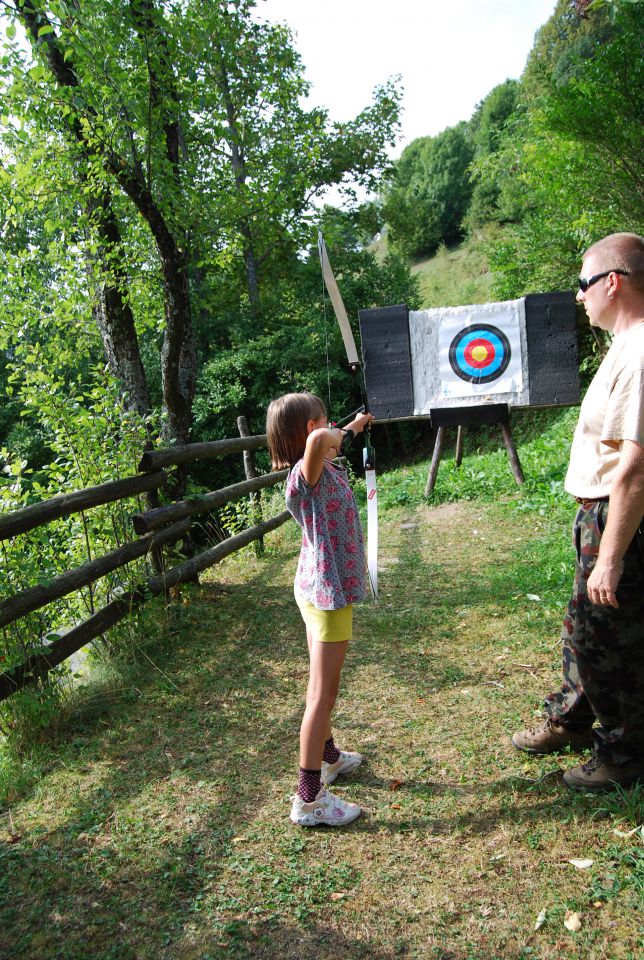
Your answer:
[411,227,500,309]
[371,225,502,310]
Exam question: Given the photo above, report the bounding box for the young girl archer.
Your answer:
[266,392,374,827]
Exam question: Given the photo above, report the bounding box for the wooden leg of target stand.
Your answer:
[425,426,446,497]
[500,422,525,485]
[455,425,464,467]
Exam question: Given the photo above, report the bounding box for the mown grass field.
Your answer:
[1,407,642,960]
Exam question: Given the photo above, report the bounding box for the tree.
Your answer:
[192,232,421,460]
[1,0,402,452]
[4,0,196,445]
[464,80,519,230]
[522,0,614,95]
[186,2,401,314]
[487,3,643,299]
[383,123,474,259]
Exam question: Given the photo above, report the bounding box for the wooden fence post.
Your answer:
[237,415,265,556]
[455,426,464,468]
[424,426,445,497]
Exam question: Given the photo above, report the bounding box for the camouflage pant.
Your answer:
[544,500,644,765]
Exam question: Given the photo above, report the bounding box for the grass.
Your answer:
[1,407,643,959]
[371,224,498,309]
[410,227,501,309]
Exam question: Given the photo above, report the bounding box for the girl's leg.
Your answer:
[300,637,348,771]
[306,630,332,743]
[291,631,361,825]
[304,629,356,769]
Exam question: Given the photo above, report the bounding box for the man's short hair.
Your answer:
[584,233,644,293]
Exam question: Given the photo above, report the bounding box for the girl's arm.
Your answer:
[301,411,374,487]
[301,427,343,486]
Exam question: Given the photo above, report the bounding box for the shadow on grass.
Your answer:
[171,915,406,960]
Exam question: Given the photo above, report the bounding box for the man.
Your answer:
[512,232,644,791]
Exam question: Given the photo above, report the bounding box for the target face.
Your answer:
[448,324,511,384]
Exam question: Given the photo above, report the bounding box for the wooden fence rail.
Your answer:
[131,469,288,534]
[0,470,166,541]
[0,433,290,703]
[137,436,268,472]
[0,511,290,701]
[0,519,192,629]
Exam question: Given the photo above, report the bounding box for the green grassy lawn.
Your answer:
[1,407,642,959]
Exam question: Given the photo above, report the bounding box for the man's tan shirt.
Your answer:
[565,322,644,499]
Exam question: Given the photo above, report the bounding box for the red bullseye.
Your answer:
[464,338,495,369]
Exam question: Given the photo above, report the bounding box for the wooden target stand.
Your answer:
[424,402,524,497]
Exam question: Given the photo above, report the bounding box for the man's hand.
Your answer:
[587,558,623,608]
[587,440,644,608]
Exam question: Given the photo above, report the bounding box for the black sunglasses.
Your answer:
[578,269,630,292]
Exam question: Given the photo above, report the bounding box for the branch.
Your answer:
[13,2,182,263]
[129,0,182,183]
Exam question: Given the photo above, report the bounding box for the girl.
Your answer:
[266,392,374,827]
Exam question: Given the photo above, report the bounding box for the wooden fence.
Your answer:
[0,420,290,702]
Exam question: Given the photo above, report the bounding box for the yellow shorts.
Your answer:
[295,592,353,643]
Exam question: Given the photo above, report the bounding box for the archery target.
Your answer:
[408,298,527,408]
[449,324,511,384]
[359,293,579,419]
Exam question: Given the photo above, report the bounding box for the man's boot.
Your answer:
[563,753,644,791]
[512,718,594,754]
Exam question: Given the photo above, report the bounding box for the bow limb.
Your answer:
[317,232,361,371]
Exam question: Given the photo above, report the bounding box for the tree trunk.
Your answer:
[241,222,261,311]
[129,0,197,446]
[92,285,150,418]
[215,45,261,314]
[17,1,196,451]
[89,195,151,418]
[158,251,196,446]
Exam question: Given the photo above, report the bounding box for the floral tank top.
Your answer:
[285,458,367,610]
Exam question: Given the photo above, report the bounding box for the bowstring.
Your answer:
[317,233,377,600]
[320,243,333,417]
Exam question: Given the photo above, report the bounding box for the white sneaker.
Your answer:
[321,749,363,785]
[289,786,362,827]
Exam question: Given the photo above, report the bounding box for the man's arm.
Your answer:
[588,439,644,608]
